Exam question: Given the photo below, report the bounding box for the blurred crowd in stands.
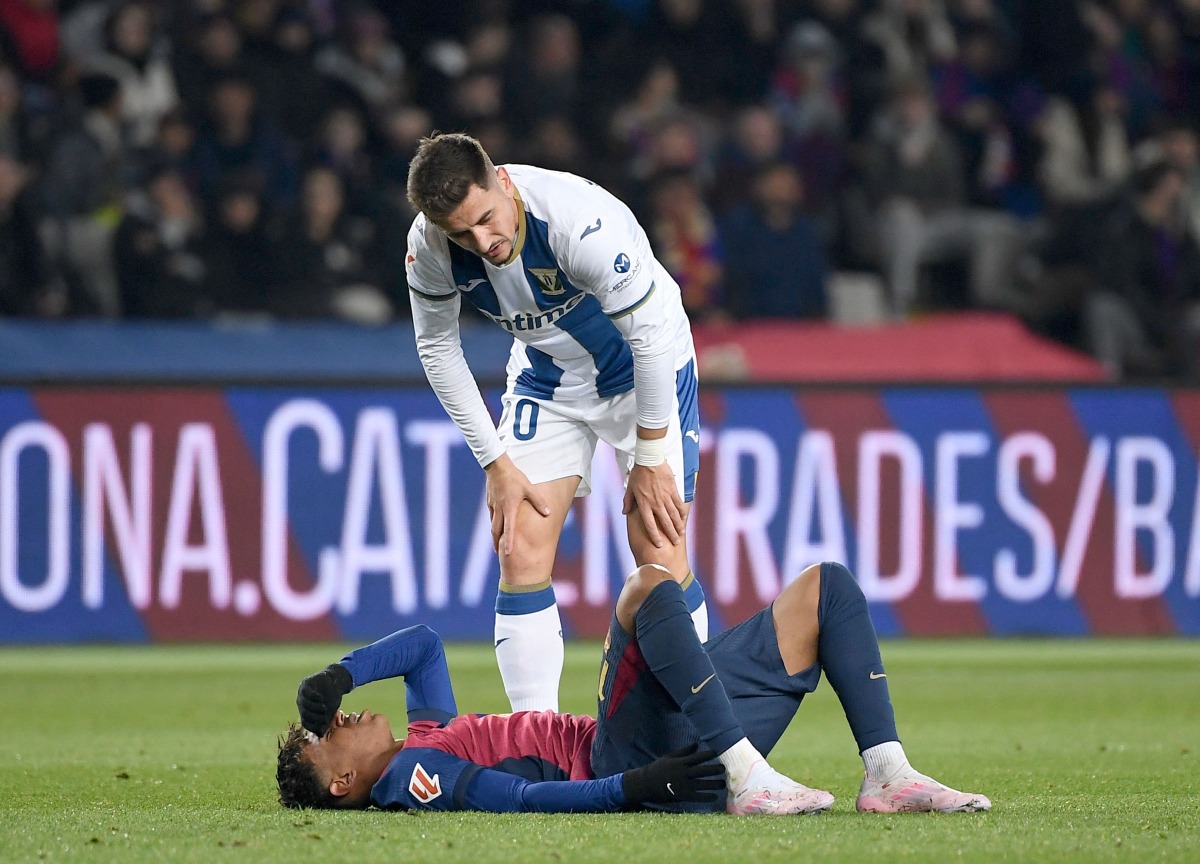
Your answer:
[3,0,1200,379]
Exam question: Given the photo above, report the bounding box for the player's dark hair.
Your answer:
[406,131,496,221]
[276,722,338,809]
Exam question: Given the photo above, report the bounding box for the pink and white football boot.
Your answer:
[856,770,991,813]
[726,759,835,816]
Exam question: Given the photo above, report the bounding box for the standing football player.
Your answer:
[404,132,708,712]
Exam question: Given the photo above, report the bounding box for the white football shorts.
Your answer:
[497,359,700,500]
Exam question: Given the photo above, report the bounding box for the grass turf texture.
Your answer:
[2,639,1197,864]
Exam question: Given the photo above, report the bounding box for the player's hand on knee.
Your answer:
[296,663,354,736]
[623,464,685,547]
[484,455,550,555]
[621,743,723,806]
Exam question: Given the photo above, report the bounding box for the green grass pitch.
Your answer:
[2,638,1197,864]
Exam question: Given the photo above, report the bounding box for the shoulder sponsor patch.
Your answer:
[408,763,443,803]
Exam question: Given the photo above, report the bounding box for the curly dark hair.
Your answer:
[276,722,338,809]
[405,131,496,221]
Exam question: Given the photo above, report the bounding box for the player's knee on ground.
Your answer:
[616,564,675,633]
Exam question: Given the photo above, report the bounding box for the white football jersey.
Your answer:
[406,164,695,467]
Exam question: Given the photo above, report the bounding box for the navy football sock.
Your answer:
[634,580,745,754]
[816,562,900,752]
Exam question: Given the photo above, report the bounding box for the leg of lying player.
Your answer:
[614,565,835,815]
[774,561,991,814]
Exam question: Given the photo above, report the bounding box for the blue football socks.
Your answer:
[816,562,900,752]
[634,579,745,754]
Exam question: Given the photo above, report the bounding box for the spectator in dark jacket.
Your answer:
[1085,159,1200,379]
[190,72,298,210]
[719,160,828,320]
[171,12,256,122]
[113,166,211,318]
[269,164,391,323]
[0,151,58,315]
[201,171,276,317]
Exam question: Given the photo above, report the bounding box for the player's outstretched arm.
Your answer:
[440,744,723,813]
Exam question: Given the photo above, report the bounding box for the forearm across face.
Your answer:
[339,624,458,722]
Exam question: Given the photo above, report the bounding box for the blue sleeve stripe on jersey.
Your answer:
[607,282,656,319]
[556,295,634,398]
[409,286,457,301]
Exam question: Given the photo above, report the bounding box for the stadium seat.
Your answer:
[828,272,889,326]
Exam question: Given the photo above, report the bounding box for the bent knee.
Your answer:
[616,564,674,631]
[793,562,823,590]
[818,560,866,607]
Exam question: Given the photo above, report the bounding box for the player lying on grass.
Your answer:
[276,561,991,815]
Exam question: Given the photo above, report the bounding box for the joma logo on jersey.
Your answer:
[529,267,565,295]
[409,763,442,803]
[479,293,585,334]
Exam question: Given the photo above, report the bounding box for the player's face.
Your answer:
[305,709,394,777]
[437,167,519,264]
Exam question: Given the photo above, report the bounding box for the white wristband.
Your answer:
[634,436,667,467]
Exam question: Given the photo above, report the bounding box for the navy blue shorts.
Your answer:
[589,604,822,811]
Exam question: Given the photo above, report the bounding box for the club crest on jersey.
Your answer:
[408,763,443,803]
[530,267,565,295]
